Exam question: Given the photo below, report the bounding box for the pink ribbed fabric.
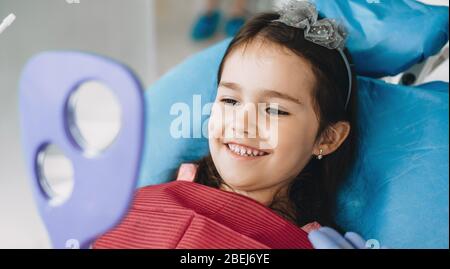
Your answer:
[93,164,317,249]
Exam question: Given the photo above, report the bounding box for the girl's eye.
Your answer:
[221,98,239,106]
[266,107,290,116]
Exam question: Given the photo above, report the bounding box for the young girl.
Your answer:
[95,0,359,249]
[195,2,357,229]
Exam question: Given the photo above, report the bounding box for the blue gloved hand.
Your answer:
[308,227,385,249]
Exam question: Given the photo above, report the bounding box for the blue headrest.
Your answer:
[336,78,449,249]
[312,0,449,77]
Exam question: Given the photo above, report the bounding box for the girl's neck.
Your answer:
[219,181,291,207]
[220,182,298,225]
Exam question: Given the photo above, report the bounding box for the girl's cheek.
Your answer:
[267,128,280,150]
[257,116,281,151]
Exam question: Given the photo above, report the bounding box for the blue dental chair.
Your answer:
[138,0,449,248]
[19,0,448,249]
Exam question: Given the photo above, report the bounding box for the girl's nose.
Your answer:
[232,103,258,139]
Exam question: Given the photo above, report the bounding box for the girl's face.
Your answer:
[209,40,321,200]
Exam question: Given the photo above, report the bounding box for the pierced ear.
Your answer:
[314,122,351,156]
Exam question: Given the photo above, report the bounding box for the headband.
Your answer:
[273,0,353,110]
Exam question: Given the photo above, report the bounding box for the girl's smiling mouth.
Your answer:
[223,142,271,160]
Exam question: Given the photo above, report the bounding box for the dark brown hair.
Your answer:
[191,12,359,229]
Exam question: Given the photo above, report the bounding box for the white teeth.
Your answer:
[227,144,267,157]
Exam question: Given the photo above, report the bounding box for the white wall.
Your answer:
[0,0,157,248]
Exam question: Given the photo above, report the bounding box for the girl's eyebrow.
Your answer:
[260,89,304,106]
[219,81,243,92]
[219,81,303,105]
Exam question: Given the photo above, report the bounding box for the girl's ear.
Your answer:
[314,121,351,157]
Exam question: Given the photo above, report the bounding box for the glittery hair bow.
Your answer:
[273,0,348,50]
